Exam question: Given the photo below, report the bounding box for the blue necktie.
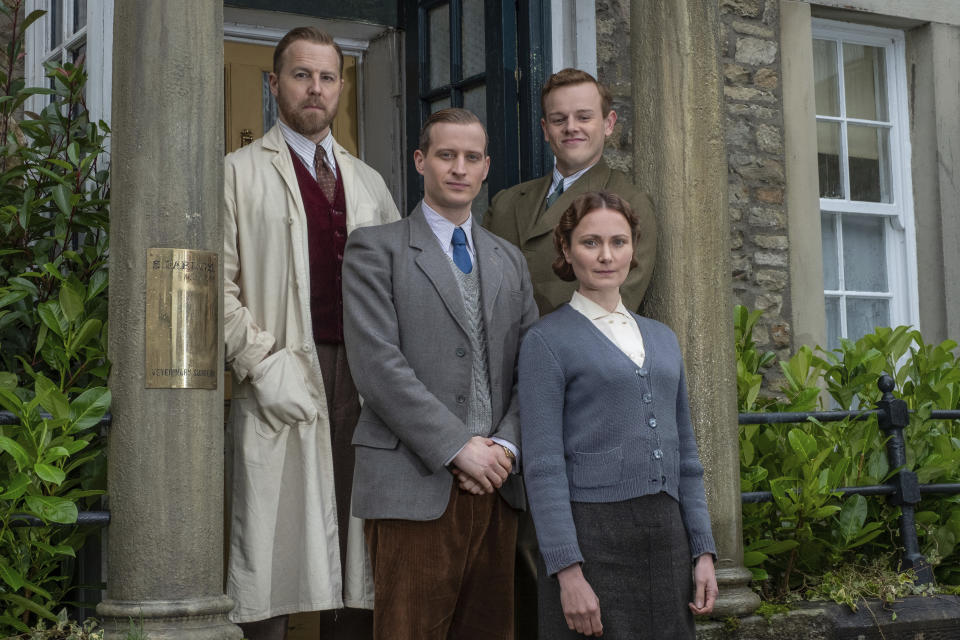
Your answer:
[452,227,473,274]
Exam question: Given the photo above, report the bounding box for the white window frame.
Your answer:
[24,0,113,128]
[550,0,596,76]
[812,18,918,341]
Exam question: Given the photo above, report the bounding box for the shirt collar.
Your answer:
[550,161,596,194]
[569,290,631,321]
[421,201,475,255]
[277,120,336,173]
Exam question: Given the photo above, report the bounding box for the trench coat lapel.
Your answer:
[333,141,362,234]
[263,125,305,216]
[408,205,471,336]
[522,160,613,243]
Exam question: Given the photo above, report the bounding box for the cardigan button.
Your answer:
[456,395,466,405]
[648,418,657,428]
[653,449,663,459]
[642,393,652,403]
[455,347,466,357]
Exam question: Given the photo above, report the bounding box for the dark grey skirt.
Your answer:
[537,492,695,640]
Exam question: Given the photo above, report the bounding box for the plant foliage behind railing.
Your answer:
[0,2,111,634]
[735,306,960,598]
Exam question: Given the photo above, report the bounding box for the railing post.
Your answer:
[876,374,934,584]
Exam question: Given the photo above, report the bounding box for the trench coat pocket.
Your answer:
[572,447,623,488]
[249,348,317,435]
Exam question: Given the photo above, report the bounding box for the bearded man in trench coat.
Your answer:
[223,27,399,640]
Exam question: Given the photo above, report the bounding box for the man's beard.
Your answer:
[278,96,336,138]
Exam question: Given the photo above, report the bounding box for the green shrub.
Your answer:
[0,3,110,634]
[736,307,960,598]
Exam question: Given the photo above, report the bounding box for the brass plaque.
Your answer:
[145,248,218,389]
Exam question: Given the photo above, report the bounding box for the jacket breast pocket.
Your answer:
[571,447,623,488]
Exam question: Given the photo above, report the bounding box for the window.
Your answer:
[812,20,917,347]
[25,0,113,126]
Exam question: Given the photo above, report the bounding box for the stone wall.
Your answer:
[596,0,793,361]
[720,0,792,360]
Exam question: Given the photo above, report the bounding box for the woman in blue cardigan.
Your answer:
[518,191,718,638]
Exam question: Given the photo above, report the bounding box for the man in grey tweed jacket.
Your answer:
[342,108,539,640]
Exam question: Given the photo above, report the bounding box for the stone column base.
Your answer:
[711,566,761,618]
[98,595,242,640]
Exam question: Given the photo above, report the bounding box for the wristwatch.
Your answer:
[500,445,516,461]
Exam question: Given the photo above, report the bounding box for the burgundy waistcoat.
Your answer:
[289,145,348,344]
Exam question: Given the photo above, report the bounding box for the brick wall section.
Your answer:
[720,0,792,360]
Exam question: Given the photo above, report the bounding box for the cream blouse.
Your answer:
[569,290,646,367]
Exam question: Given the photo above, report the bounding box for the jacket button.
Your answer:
[638,369,647,377]
[643,393,652,403]
[456,395,466,404]
[302,344,312,353]
[455,347,466,357]
[287,217,294,225]
[661,475,667,484]
[653,449,663,460]
[648,418,657,428]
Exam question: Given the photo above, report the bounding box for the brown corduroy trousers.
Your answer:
[365,485,518,640]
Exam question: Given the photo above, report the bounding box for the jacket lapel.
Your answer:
[332,141,362,234]
[518,175,553,244]
[409,205,471,336]
[522,160,613,243]
[473,226,504,329]
[265,124,306,216]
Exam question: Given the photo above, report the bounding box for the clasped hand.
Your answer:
[451,436,512,494]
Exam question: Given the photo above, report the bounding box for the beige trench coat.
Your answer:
[223,124,400,623]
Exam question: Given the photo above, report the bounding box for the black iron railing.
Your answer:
[739,374,960,584]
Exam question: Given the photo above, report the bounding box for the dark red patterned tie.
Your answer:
[314,144,336,202]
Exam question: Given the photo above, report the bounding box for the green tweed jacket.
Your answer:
[482,158,658,315]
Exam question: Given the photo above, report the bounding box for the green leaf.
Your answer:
[0,435,30,470]
[836,494,868,541]
[0,372,17,389]
[0,289,29,308]
[70,317,102,351]
[21,9,48,34]
[0,615,30,634]
[69,387,111,431]
[0,592,59,622]
[34,463,66,485]
[787,428,818,460]
[59,280,85,323]
[0,473,31,500]
[37,300,68,337]
[52,183,74,216]
[67,141,80,165]
[86,269,108,300]
[24,495,78,524]
[0,558,25,591]
[35,375,69,420]
[743,551,768,567]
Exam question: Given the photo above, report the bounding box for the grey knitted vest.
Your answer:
[447,254,493,437]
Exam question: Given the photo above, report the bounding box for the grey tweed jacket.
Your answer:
[343,204,540,521]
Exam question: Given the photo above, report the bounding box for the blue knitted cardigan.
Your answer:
[518,304,717,576]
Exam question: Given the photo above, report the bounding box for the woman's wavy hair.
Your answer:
[552,191,640,282]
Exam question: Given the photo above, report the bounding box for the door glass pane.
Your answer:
[842,215,887,291]
[821,212,839,289]
[817,120,842,199]
[70,42,86,65]
[428,4,450,89]
[74,0,87,31]
[843,43,887,121]
[848,125,890,202]
[813,39,839,117]
[430,97,451,114]
[462,0,485,79]
[846,297,889,339]
[462,85,486,125]
[50,0,62,49]
[825,296,841,349]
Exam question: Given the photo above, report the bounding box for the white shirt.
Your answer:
[569,291,646,367]
[277,120,338,180]
[547,161,596,201]
[421,202,520,465]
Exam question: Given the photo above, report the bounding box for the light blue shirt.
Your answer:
[547,161,595,200]
[277,120,337,180]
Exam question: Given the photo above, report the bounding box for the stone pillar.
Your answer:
[96,2,240,639]
[632,0,760,617]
